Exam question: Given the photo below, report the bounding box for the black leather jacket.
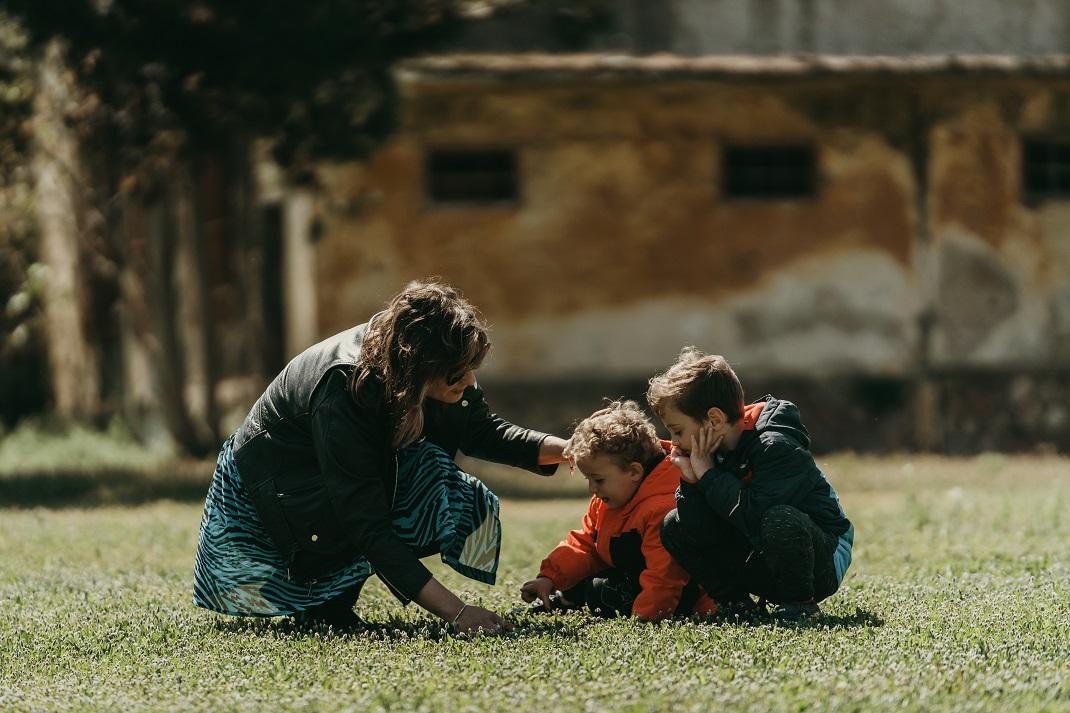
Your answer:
[232,319,555,601]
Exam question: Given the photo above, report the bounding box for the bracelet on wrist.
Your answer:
[449,603,468,631]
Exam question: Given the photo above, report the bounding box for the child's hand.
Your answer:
[670,445,699,483]
[520,577,556,610]
[687,425,724,481]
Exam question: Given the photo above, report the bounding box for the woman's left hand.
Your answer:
[453,605,514,637]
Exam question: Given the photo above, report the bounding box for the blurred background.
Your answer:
[2,0,1070,462]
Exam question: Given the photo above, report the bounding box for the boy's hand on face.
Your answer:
[670,445,699,483]
[687,424,723,481]
[520,576,556,610]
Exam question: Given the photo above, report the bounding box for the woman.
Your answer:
[193,281,567,634]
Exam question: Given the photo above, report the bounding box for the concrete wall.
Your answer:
[304,73,1070,450]
[453,1,1070,57]
[662,0,1070,56]
[315,80,913,378]
[928,92,1070,368]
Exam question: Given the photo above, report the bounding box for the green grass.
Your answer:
[0,421,207,507]
[2,455,1069,711]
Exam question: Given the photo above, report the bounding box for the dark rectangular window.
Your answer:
[426,149,518,205]
[722,145,816,199]
[1023,138,1070,201]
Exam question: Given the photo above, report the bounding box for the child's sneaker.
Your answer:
[715,596,765,620]
[770,600,820,622]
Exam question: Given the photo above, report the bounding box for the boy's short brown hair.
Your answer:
[646,347,745,423]
[563,400,664,470]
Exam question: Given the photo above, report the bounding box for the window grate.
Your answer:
[722,145,816,199]
[426,150,518,205]
[1023,138,1070,201]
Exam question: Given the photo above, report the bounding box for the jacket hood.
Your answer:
[752,396,811,449]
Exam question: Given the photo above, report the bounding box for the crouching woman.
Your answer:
[193,281,566,635]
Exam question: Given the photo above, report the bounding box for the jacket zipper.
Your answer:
[391,452,399,507]
[728,490,743,518]
[379,452,407,604]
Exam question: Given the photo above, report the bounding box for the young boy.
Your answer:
[520,401,716,621]
[649,348,854,621]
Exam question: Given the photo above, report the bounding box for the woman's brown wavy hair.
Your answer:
[351,281,490,448]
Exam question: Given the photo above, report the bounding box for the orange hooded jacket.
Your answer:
[538,441,717,621]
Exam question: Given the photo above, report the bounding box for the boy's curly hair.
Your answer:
[646,347,744,423]
[563,400,665,470]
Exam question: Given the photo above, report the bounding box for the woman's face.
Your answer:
[425,367,477,403]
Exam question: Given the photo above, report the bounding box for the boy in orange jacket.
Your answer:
[520,401,716,621]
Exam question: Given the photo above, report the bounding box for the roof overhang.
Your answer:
[399,53,1070,83]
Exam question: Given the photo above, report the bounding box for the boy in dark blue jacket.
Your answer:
[649,348,853,621]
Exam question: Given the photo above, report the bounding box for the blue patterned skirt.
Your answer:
[193,436,501,616]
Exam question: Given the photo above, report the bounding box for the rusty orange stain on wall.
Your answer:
[929,109,1017,249]
[313,81,918,331]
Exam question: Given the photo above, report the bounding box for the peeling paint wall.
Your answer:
[451,1,1070,57]
[305,74,1070,450]
[665,0,1070,55]
[928,86,1070,367]
[314,79,922,380]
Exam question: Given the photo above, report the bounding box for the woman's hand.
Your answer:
[452,604,513,636]
[415,577,510,635]
[520,576,556,610]
[537,436,569,466]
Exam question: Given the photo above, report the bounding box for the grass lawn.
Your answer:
[2,453,1069,711]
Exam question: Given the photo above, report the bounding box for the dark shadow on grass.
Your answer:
[2,464,586,508]
[0,465,211,509]
[711,606,884,630]
[810,608,885,629]
[207,607,883,642]
[210,611,591,643]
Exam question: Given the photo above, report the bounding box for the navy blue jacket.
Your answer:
[678,396,852,554]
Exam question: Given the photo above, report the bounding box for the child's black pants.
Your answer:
[661,502,839,605]
[559,571,702,618]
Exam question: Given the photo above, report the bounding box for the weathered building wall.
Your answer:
[928,89,1070,368]
[663,0,1070,56]
[453,1,1070,57]
[316,78,918,378]
[307,69,1070,450]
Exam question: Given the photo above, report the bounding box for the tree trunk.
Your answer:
[146,181,216,457]
[173,163,220,445]
[230,139,268,388]
[283,190,319,358]
[117,178,215,457]
[909,114,943,452]
[31,39,100,420]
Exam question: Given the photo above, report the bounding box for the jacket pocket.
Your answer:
[251,478,345,557]
[276,480,346,555]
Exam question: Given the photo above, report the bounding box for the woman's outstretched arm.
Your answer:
[538,435,568,465]
[414,577,512,635]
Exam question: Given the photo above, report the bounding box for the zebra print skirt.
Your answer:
[193,436,501,617]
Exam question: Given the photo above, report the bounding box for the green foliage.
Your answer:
[0,1,612,177]
[0,418,171,476]
[1,456,1069,711]
[0,419,214,506]
[0,0,472,180]
[0,11,46,424]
